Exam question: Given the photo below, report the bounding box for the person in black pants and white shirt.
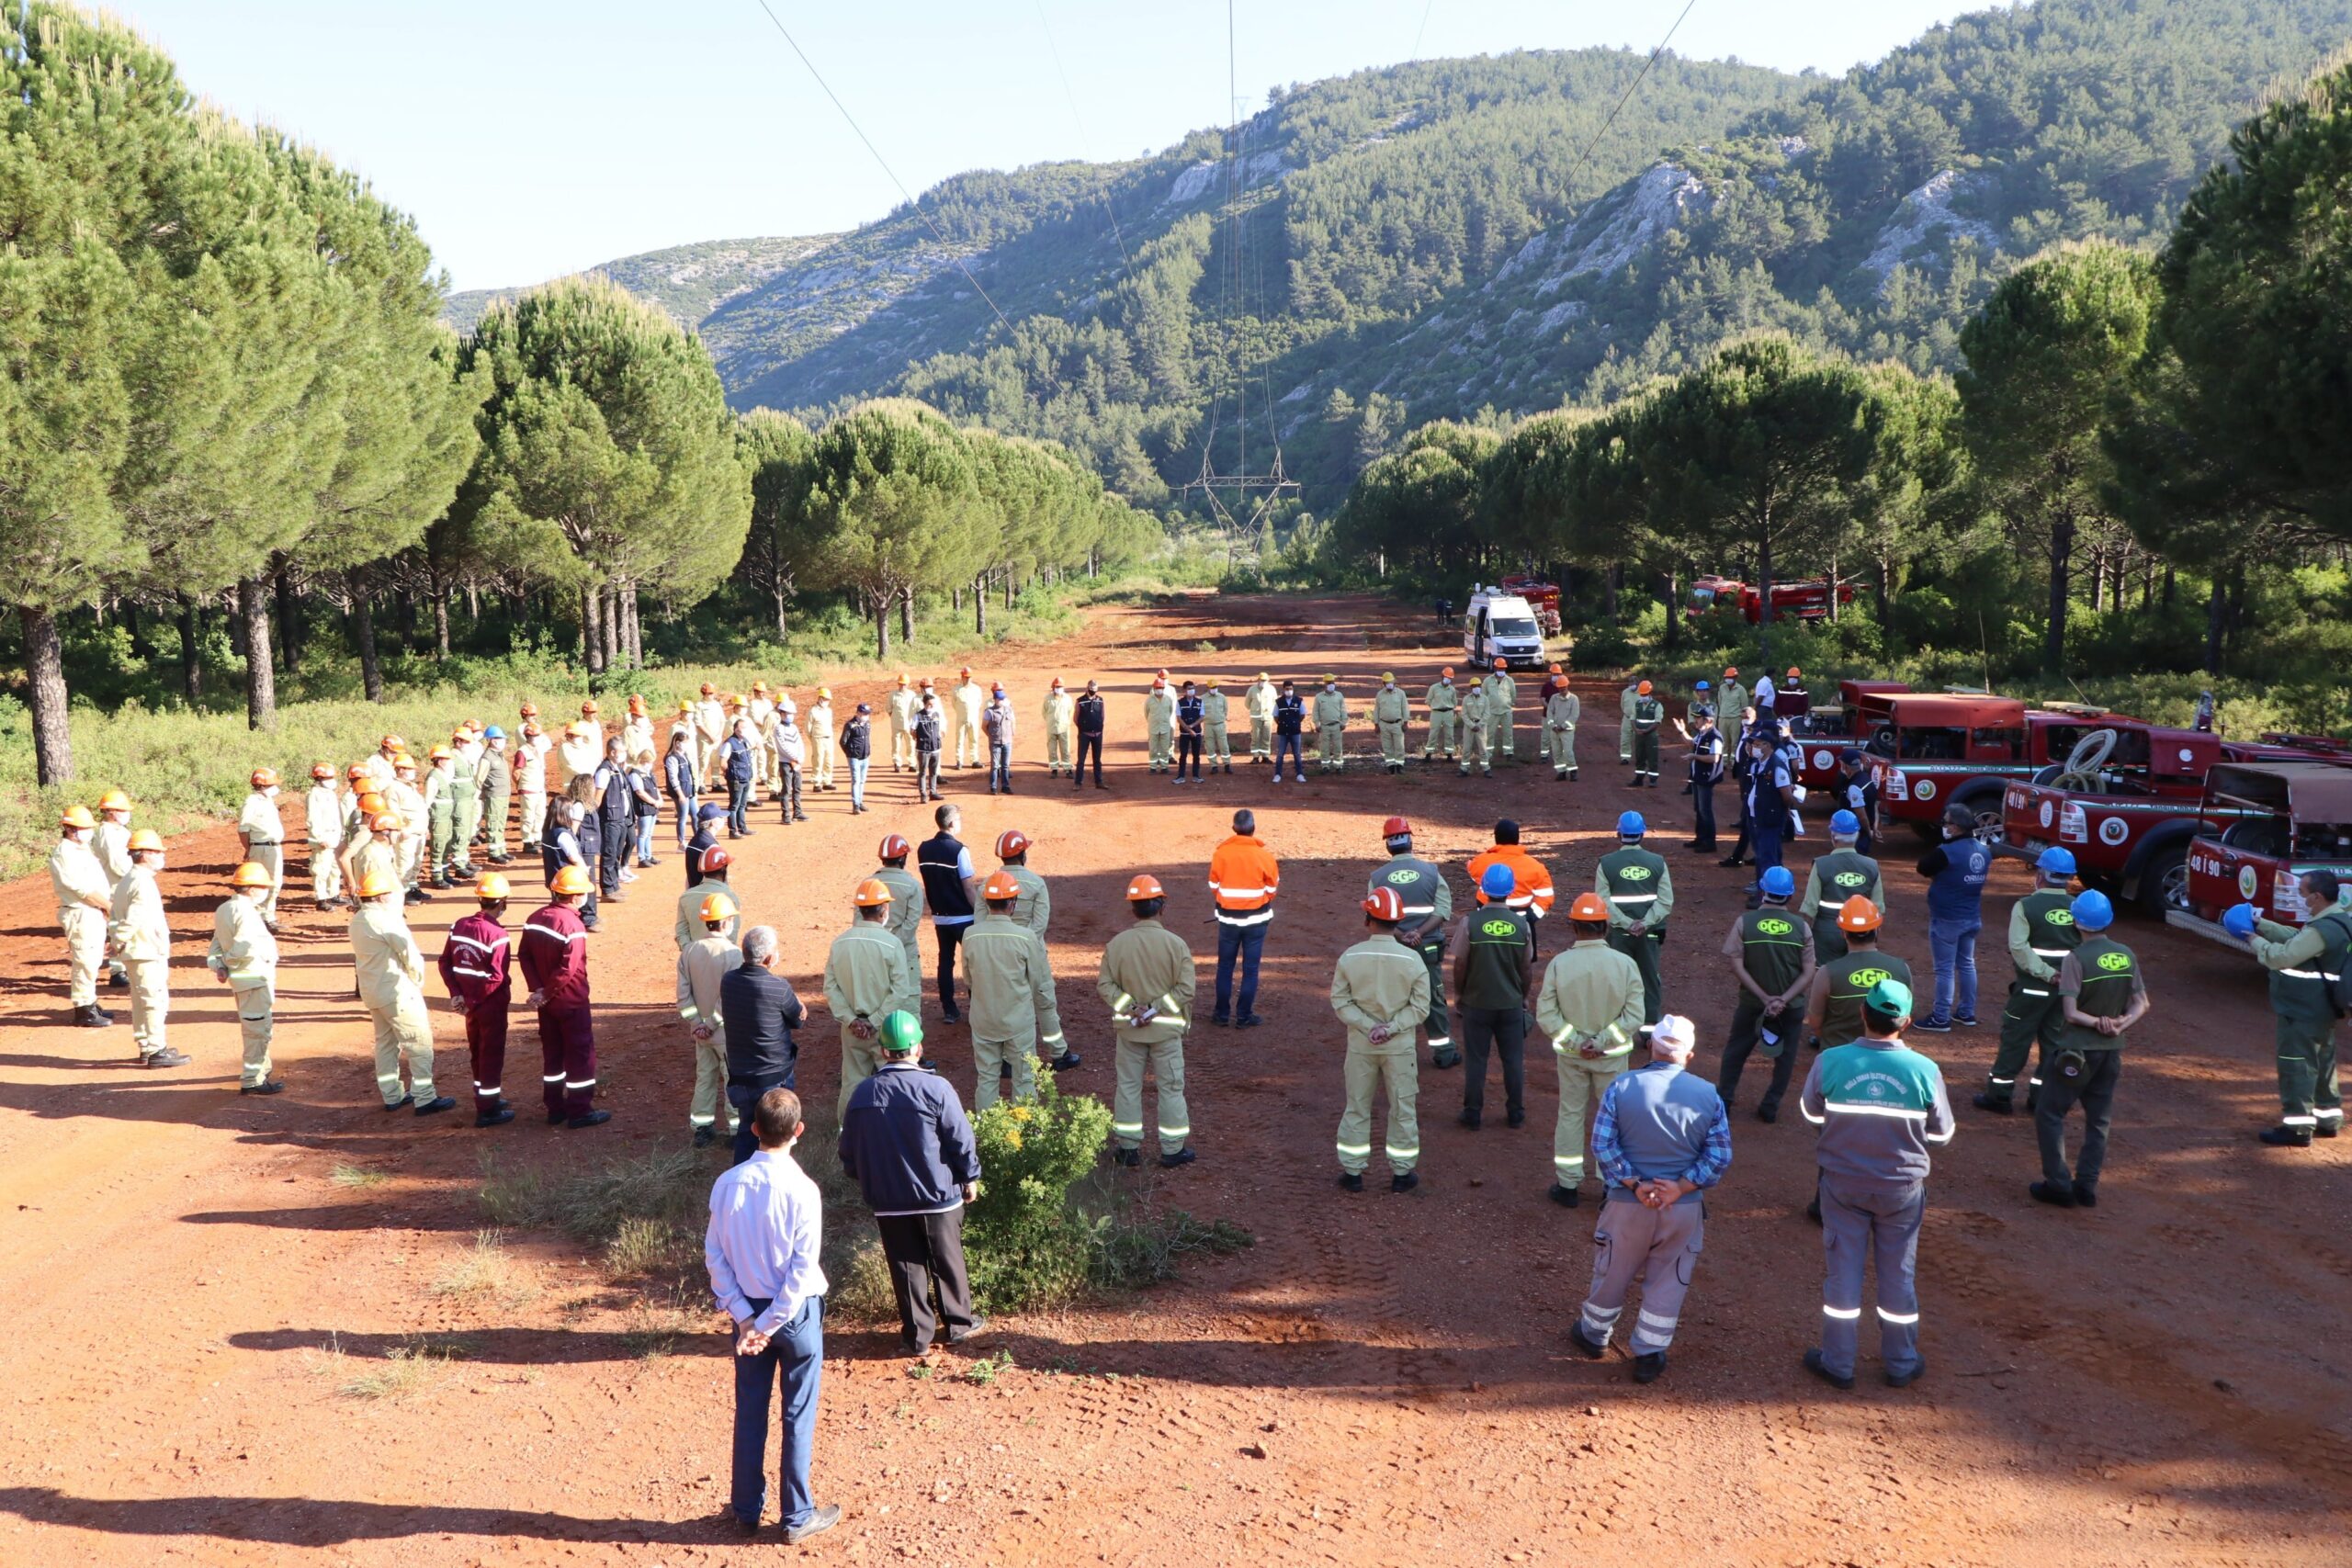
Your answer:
[705,1086,839,1544]
[918,805,983,1023]
[837,1010,987,1356]
[1073,680,1106,789]
[1174,682,1206,783]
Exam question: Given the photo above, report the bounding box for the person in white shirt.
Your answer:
[304,763,346,910]
[705,1089,839,1544]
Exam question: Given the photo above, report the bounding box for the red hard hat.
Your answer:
[700,846,731,874]
[878,833,911,861]
[1380,817,1411,840]
[1363,886,1405,922]
[995,829,1030,859]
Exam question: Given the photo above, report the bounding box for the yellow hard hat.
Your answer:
[475,872,512,902]
[231,862,273,889]
[1382,671,1395,682]
[97,789,132,813]
[60,804,96,830]
[852,878,892,908]
[818,686,831,700]
[356,867,401,898]
[128,829,165,853]
[550,865,593,897]
[429,746,454,761]
[701,891,738,922]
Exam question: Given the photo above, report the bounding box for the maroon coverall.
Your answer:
[438,909,513,1117]
[518,902,596,1120]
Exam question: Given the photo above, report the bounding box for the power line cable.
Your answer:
[1028,0,1137,275]
[1562,0,1700,204]
[747,0,1018,342]
[1409,0,1437,61]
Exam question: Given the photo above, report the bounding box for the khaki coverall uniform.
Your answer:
[1331,932,1432,1177]
[1313,687,1349,771]
[807,701,837,791]
[1042,688,1076,774]
[1534,939,1645,1190]
[876,865,926,976]
[108,865,173,1060]
[1245,680,1277,761]
[307,783,346,905]
[1482,671,1517,763]
[1424,679,1458,760]
[1144,686,1176,772]
[1459,685,1489,775]
[237,790,285,921]
[823,920,921,1120]
[50,837,111,1010]
[351,901,437,1106]
[1619,683,1639,763]
[953,679,987,769]
[209,894,278,1087]
[888,686,919,769]
[1374,683,1410,769]
[1204,687,1231,770]
[963,911,1063,1109]
[1099,918,1196,1156]
[677,880,741,949]
[1546,689,1580,779]
[676,932,743,1133]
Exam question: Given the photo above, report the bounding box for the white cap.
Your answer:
[1650,1014,1696,1053]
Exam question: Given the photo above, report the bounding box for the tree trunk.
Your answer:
[975,575,988,637]
[900,586,915,646]
[1660,566,1681,651]
[465,581,481,622]
[874,595,891,661]
[952,585,963,612]
[601,585,620,671]
[19,604,74,785]
[625,585,644,671]
[275,563,300,674]
[432,585,451,660]
[2202,574,2225,674]
[1603,563,1621,623]
[175,593,203,704]
[2162,562,2176,610]
[2043,516,2075,674]
[581,583,605,674]
[239,576,278,730]
[348,570,384,703]
[124,600,150,661]
[772,581,787,641]
[397,590,417,653]
[1756,506,1777,629]
[1004,573,1015,610]
[1873,553,1895,628]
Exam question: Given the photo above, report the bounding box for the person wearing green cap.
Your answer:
[2032,891,2147,1208]
[839,1011,987,1358]
[1798,977,1954,1391]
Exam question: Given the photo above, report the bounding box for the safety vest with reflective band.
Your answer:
[1461,905,1532,1010]
[1632,695,1663,732]
[1803,1039,1951,1187]
[2058,935,2139,1053]
[2267,912,2352,1024]
[1599,846,1669,933]
[1208,834,1281,925]
[1805,849,1882,944]
[1738,906,1809,998]
[1820,951,1913,1048]
[2010,889,2079,999]
[1369,853,1447,941]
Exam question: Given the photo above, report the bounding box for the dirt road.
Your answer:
[1,592,2346,1566]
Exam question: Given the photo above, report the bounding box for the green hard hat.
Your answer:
[1863,977,1914,1020]
[877,1010,923,1055]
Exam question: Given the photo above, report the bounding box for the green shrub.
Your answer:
[1090,1208,1254,1290]
[964,1079,1113,1312]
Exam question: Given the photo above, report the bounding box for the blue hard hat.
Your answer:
[2036,847,2077,877]
[1830,809,1859,835]
[2222,902,2258,940]
[1760,866,1795,898]
[1617,811,1645,837]
[2070,890,2114,931]
[483,725,505,740]
[1479,863,1516,900]
[1694,680,1712,691]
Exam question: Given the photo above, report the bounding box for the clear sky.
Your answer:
[116,0,1984,290]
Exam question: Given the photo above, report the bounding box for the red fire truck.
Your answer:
[1496,575,1564,637]
[2167,761,2352,944]
[1688,575,1857,624]
[1867,695,2139,840]
[1783,680,1911,789]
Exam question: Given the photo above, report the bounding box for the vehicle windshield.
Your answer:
[1894,726,1968,761]
[1490,617,1538,639]
[1688,587,1717,604]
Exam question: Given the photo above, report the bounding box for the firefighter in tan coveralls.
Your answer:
[1481,666,1518,765]
[1424,669,1460,761]
[1619,680,1641,765]
[996,829,1074,1071]
[50,805,114,1030]
[824,879,923,1121]
[1144,675,1176,773]
[1042,678,1076,777]
[871,833,926,976]
[1099,874,1197,1168]
[1459,682,1490,777]
[952,667,987,770]
[1374,673,1411,773]
[350,867,450,1113]
[108,829,187,1068]
[1203,678,1233,773]
[1546,680,1581,782]
[888,674,919,771]
[676,894,742,1145]
[94,788,134,987]
[963,870,1065,1108]
[1332,887,1433,1192]
[209,863,283,1093]
[1245,672,1278,762]
[1313,676,1350,772]
[1536,892,1645,1206]
[306,762,346,909]
[236,769,287,925]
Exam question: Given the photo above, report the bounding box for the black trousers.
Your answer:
[1176,735,1203,777]
[1460,1004,1528,1116]
[1691,782,1718,847]
[2036,1048,2120,1187]
[876,1208,977,1352]
[917,751,942,800]
[1075,732,1102,784]
[935,921,967,1015]
[1716,998,1798,1112]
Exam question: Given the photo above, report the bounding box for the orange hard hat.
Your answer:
[1125,874,1165,901]
[1152,676,1166,689]
[429,746,454,761]
[231,861,273,889]
[878,834,911,861]
[60,804,96,830]
[1569,891,1611,922]
[897,673,910,686]
[379,734,403,750]
[981,870,1021,902]
[1724,667,1738,677]
[1363,886,1405,922]
[356,867,401,899]
[371,812,402,833]
[98,789,132,812]
[1381,817,1411,840]
[1550,663,1563,674]
[1050,677,1064,689]
[311,761,335,781]
[852,878,893,908]
[128,829,164,853]
[522,721,542,738]
[357,792,387,815]
[701,846,732,874]
[628,694,646,712]
[1441,666,1454,677]
[995,829,1030,859]
[1636,681,1653,695]
[960,666,973,677]
[1838,896,1883,932]
[1787,667,1802,678]
[703,890,741,921]
[581,699,599,715]
[519,701,539,717]
[251,768,279,788]
[346,763,369,782]
[475,872,512,901]
[699,682,716,695]
[550,865,592,897]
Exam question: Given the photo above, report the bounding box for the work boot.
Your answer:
[1633,1352,1667,1384]
[1507,1106,1525,1128]
[2028,1179,2075,1208]
[1114,1148,1142,1168]
[141,1048,191,1068]
[692,1125,717,1148]
[2319,1117,2343,1138]
[2071,1180,2098,1208]
[784,1506,842,1546]
[1884,1357,1927,1390]
[414,1095,458,1116]
[476,1105,516,1127]
[1973,1091,2013,1113]
[1548,1182,1580,1209]
[72,1004,109,1029]
[1802,1348,1854,1391]
[240,1079,286,1096]
[567,1109,613,1129]
[1389,1171,1419,1194]
[1159,1148,1197,1168]
[1430,1049,1461,1070]
[429,873,451,890]
[109,969,128,988]
[2259,1123,2313,1147]
[1457,1108,1481,1130]
[1337,1171,1364,1192]
[1049,1051,1082,1072]
[1566,1321,1606,1359]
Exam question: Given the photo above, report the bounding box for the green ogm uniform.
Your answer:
[426,769,460,877]
[1989,890,2078,1104]
[2255,909,2352,1133]
[1598,844,1671,1028]
[1818,950,1915,1048]
[2042,932,2141,1188]
[1731,907,1809,1060]
[1370,852,1453,1060]
[1803,848,1883,961]
[448,750,480,867]
[1630,694,1664,783]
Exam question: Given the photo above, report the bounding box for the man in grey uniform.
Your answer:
[1566,1014,1731,1383]
[1369,818,1455,1068]
[1799,978,1954,1391]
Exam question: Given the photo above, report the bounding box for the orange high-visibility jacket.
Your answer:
[1466,844,1556,919]
[1208,834,1281,926]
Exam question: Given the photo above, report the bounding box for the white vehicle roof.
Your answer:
[1470,592,1536,617]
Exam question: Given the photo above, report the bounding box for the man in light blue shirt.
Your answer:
[706,1087,839,1544]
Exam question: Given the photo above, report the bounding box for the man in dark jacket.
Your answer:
[841,703,874,814]
[1073,680,1107,790]
[685,803,725,889]
[1272,680,1306,784]
[662,730,698,853]
[720,924,807,1164]
[838,1010,985,1355]
[719,719,757,838]
[912,693,945,804]
[591,739,634,903]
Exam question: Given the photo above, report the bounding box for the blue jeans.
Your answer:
[848,756,868,808]
[634,813,656,863]
[1928,916,1980,1024]
[727,779,751,835]
[1272,733,1304,778]
[1749,816,1784,893]
[989,742,1011,792]
[730,1295,824,1529]
[1215,919,1267,1021]
[670,790,695,848]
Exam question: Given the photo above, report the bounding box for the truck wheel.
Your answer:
[1956,787,2004,844]
[2138,843,2190,919]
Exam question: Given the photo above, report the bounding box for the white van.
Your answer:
[1463,585,1546,671]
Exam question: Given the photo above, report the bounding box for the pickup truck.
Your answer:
[1868,695,2135,840]
[1783,680,1909,790]
[2166,761,2352,945]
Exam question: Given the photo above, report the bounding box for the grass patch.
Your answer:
[328,1163,388,1190]
[324,1335,469,1401]
[1089,1207,1255,1292]
[962,1348,1016,1386]
[604,1214,700,1281]
[429,1229,537,1306]
[479,1145,707,1247]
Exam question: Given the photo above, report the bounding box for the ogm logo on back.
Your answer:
[1618,864,1654,882]
[1385,869,1417,886]
[1833,871,1868,889]
[2097,951,2132,973]
[1849,966,1893,989]
[1757,916,1794,936]
[1480,919,1518,939]
[2048,908,2075,927]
